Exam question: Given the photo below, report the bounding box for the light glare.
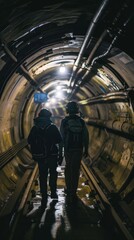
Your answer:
[50,97,56,103]
[56,85,62,90]
[45,102,50,107]
[59,65,66,74]
[55,91,63,98]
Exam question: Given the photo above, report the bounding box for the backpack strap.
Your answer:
[44,124,52,132]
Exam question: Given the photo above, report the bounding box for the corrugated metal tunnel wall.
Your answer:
[0,0,134,226]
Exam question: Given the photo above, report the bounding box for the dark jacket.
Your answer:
[60,114,89,153]
[28,116,62,160]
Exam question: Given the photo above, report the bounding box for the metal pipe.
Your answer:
[69,0,111,88]
[75,0,111,68]
[79,91,128,105]
[85,29,108,67]
[69,13,133,100]
[91,32,120,67]
[83,14,134,79]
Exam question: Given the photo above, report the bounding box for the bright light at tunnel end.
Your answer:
[59,65,66,74]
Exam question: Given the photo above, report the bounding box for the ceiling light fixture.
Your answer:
[59,64,66,74]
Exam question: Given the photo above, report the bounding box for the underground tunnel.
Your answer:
[0,0,134,239]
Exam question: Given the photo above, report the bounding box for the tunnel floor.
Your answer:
[15,166,121,240]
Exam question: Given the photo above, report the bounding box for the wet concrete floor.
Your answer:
[21,166,114,240]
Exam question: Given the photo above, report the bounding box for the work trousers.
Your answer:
[65,149,83,197]
[37,156,58,197]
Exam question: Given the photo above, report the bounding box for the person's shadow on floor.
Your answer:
[33,199,58,240]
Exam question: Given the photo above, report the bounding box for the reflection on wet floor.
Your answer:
[24,166,108,240]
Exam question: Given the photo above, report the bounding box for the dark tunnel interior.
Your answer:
[0,0,134,239]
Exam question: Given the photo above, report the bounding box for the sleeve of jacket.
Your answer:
[83,123,89,152]
[27,127,35,144]
[50,125,63,144]
[60,119,66,142]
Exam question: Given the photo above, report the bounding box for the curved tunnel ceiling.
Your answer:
[0,0,134,217]
[0,0,134,131]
